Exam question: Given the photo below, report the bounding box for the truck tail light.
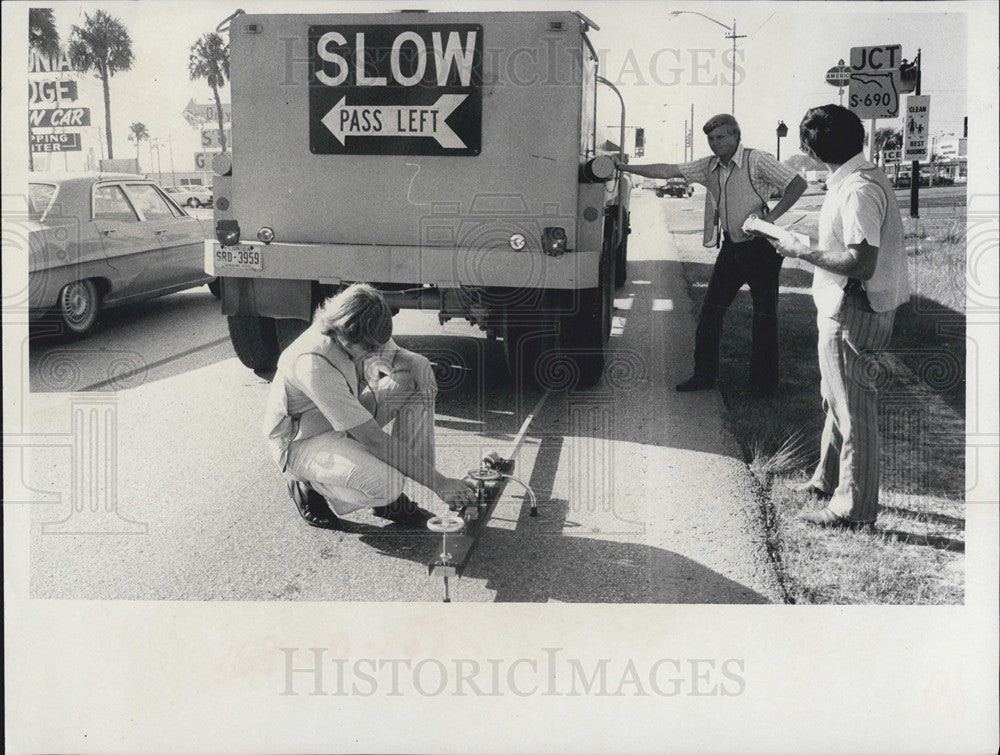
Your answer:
[257,226,275,244]
[541,227,567,256]
[216,219,241,246]
[580,155,615,183]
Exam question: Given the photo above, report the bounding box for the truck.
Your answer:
[207,9,630,387]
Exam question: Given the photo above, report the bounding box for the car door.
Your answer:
[122,182,209,288]
[90,182,165,301]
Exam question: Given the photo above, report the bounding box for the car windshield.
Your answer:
[29,183,57,221]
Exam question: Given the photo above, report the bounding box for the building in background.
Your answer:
[932,134,967,183]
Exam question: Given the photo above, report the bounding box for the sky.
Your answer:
[15,0,983,174]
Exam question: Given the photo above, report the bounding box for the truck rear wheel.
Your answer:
[614,209,630,289]
[558,252,612,388]
[227,315,280,371]
[275,318,310,350]
[502,317,558,388]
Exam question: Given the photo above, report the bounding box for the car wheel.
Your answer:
[207,278,221,298]
[58,279,101,337]
[187,197,199,208]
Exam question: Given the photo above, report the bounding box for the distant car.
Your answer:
[655,178,694,198]
[163,184,213,208]
[28,172,218,337]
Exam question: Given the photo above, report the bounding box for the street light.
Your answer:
[668,11,745,115]
[776,120,788,162]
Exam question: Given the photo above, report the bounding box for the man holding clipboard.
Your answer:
[614,114,807,397]
[755,105,909,528]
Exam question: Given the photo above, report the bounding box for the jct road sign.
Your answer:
[848,44,902,119]
[903,95,930,161]
[848,69,900,118]
[849,45,902,72]
[309,25,483,156]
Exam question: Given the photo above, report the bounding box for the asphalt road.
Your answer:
[24,193,799,603]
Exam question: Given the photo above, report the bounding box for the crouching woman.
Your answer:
[263,284,477,529]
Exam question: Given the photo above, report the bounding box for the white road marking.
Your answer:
[652,298,674,311]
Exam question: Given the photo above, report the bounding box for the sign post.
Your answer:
[906,50,922,217]
[825,59,849,106]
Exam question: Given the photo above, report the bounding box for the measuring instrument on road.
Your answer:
[425,393,547,602]
[427,452,539,602]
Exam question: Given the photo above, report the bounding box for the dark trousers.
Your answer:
[693,234,783,390]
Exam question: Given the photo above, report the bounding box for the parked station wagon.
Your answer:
[28,172,217,336]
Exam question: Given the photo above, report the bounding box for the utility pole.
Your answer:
[909,49,922,218]
[689,103,694,160]
[724,20,746,115]
[167,134,176,185]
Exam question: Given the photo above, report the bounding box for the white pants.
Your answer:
[285,356,437,516]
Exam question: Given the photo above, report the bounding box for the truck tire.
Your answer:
[614,209,630,289]
[275,317,310,350]
[227,315,280,371]
[502,317,558,388]
[558,250,612,388]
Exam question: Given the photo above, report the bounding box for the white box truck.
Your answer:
[207,9,630,386]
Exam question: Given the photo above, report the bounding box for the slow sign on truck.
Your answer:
[207,10,630,387]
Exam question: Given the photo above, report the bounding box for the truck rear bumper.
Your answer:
[205,240,599,290]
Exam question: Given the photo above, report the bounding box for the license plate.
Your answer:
[215,243,262,271]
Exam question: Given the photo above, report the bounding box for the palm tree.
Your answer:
[29,8,61,58]
[189,33,230,152]
[127,122,150,170]
[68,10,134,160]
[29,9,61,170]
[873,126,902,153]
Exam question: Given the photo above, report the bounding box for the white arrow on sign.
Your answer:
[321,95,467,149]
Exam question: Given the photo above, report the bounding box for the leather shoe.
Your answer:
[287,480,340,530]
[676,376,715,392]
[373,494,434,527]
[798,507,873,531]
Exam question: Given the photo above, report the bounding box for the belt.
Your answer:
[722,232,771,247]
[843,278,875,312]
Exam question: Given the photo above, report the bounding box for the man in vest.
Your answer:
[765,105,909,527]
[613,114,807,396]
